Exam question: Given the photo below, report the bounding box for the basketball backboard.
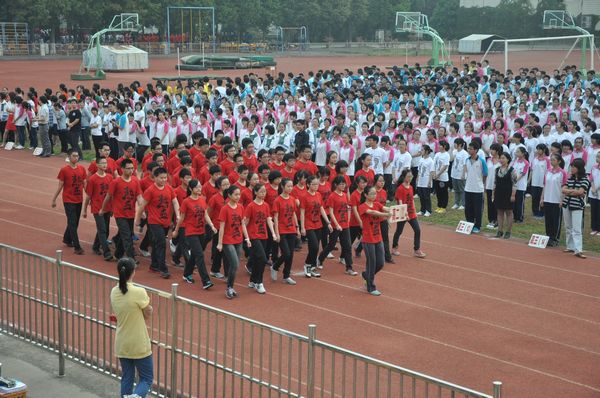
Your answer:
[543,10,576,29]
[395,12,425,33]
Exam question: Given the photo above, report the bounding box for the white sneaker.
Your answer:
[316,258,323,269]
[169,239,176,254]
[14,145,24,150]
[248,281,256,289]
[413,194,419,199]
[255,283,266,294]
[416,211,424,216]
[339,257,346,265]
[451,204,459,210]
[309,267,321,277]
[303,264,312,278]
[423,211,431,217]
[270,266,278,281]
[123,395,142,398]
[283,277,296,285]
[210,272,224,279]
[326,253,335,259]
[139,250,150,257]
[458,206,465,210]
[345,269,358,276]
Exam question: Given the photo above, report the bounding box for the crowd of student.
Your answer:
[7,60,597,300]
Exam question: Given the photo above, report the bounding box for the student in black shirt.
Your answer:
[67,99,82,158]
[562,158,590,258]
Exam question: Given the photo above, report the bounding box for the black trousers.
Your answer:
[434,180,449,209]
[68,128,82,158]
[349,225,363,254]
[410,166,418,193]
[392,218,421,251]
[114,218,135,259]
[91,134,105,159]
[58,129,69,153]
[464,192,483,229]
[531,186,543,217]
[136,144,149,164]
[210,232,226,275]
[514,190,526,222]
[173,227,190,264]
[81,127,91,151]
[185,234,210,284]
[273,233,296,279]
[380,220,392,261]
[384,173,394,201]
[543,202,562,244]
[485,189,497,224]
[304,229,321,268]
[591,198,600,232]
[318,228,353,269]
[139,219,151,252]
[363,242,384,293]
[148,224,169,272]
[92,213,111,256]
[417,187,432,213]
[108,136,119,160]
[248,239,268,284]
[63,202,82,250]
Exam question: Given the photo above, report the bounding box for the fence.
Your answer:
[0,244,502,398]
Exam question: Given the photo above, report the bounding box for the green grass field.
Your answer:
[411,191,600,253]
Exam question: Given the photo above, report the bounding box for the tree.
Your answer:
[430,0,459,39]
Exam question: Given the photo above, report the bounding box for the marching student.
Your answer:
[359,186,391,296]
[270,178,301,285]
[244,183,277,294]
[135,167,180,279]
[416,145,434,217]
[52,149,87,255]
[217,185,250,299]
[300,176,332,277]
[207,176,231,279]
[172,179,216,289]
[392,169,426,258]
[374,174,394,263]
[433,140,450,213]
[349,175,368,257]
[541,154,567,247]
[83,156,114,261]
[317,176,358,275]
[463,142,488,234]
[562,158,590,258]
[492,152,518,239]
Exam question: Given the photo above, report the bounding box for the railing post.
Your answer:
[307,324,316,398]
[170,283,179,398]
[493,381,502,398]
[56,250,65,377]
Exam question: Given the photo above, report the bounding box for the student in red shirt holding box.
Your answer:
[83,156,114,261]
[52,149,87,255]
[135,167,180,279]
[102,158,142,261]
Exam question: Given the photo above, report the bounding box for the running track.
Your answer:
[0,150,599,398]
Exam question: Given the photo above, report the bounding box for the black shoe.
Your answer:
[104,255,115,262]
[385,258,395,264]
[63,240,73,248]
[203,281,214,290]
[160,271,171,279]
[93,249,102,256]
[74,248,84,255]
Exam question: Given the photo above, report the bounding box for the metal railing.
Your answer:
[0,244,502,398]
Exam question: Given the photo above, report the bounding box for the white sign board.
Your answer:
[389,204,408,223]
[456,221,474,235]
[528,234,549,249]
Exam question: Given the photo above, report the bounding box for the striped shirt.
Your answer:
[562,176,590,210]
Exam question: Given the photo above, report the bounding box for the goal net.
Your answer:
[480,34,595,73]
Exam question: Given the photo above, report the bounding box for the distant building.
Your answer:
[459,0,600,21]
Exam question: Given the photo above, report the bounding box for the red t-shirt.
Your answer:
[349,190,363,227]
[57,164,87,204]
[395,184,417,220]
[265,183,279,207]
[171,168,196,188]
[198,165,211,184]
[326,165,337,183]
[236,182,252,207]
[166,155,181,175]
[180,196,207,236]
[326,191,350,229]
[188,146,202,160]
[228,170,240,185]
[109,177,141,219]
[192,152,207,175]
[375,188,387,206]
[244,201,271,240]
[115,157,139,176]
[140,176,153,192]
[219,158,236,177]
[210,144,224,162]
[280,167,296,181]
[294,159,318,176]
[269,161,285,172]
[219,203,244,244]
[317,181,331,203]
[207,193,226,224]
[354,168,375,186]
[243,153,259,173]
[143,184,175,227]
[301,191,324,230]
[141,153,157,176]
[359,201,384,244]
[88,157,117,177]
[291,185,307,202]
[174,186,188,206]
[85,173,113,214]
[202,180,219,201]
[272,195,297,234]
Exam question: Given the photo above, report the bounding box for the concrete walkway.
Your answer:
[0,333,119,397]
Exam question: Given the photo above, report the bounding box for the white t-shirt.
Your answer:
[364,146,386,175]
[417,157,434,188]
[530,156,550,188]
[512,158,530,191]
[392,151,412,181]
[588,165,600,200]
[464,156,487,193]
[485,158,500,190]
[433,151,450,182]
[543,168,568,203]
[451,149,468,180]
[90,115,103,136]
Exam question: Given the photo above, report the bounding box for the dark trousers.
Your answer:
[435,180,449,209]
[514,190,526,222]
[464,191,483,229]
[485,189,497,224]
[49,125,57,153]
[16,125,26,146]
[68,128,82,158]
[392,218,421,251]
[349,225,362,254]
[248,239,268,284]
[63,202,82,250]
[304,229,321,267]
[92,213,111,257]
[29,126,38,148]
[140,219,151,251]
[92,135,105,159]
[417,187,432,213]
[544,202,562,244]
[136,144,149,164]
[273,233,296,279]
[410,166,418,193]
[380,220,392,261]
[185,235,210,284]
[114,218,135,259]
[318,228,353,269]
[591,198,600,232]
[210,232,226,275]
[384,173,393,201]
[320,220,329,252]
[363,242,384,293]
[531,186,543,217]
[81,127,91,150]
[109,137,119,160]
[58,129,69,153]
[173,227,190,264]
[148,224,169,272]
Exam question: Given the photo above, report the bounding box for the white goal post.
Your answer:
[480,34,595,73]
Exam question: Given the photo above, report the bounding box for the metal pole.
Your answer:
[307,324,317,398]
[56,250,65,377]
[212,8,216,53]
[504,40,508,74]
[591,35,595,71]
[166,8,171,55]
[170,283,179,398]
[177,47,181,78]
[493,381,502,398]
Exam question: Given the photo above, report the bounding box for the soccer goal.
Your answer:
[480,34,595,73]
[275,26,308,51]
[166,6,216,54]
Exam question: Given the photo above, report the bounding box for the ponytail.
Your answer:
[117,257,136,295]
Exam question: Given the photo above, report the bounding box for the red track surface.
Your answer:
[0,149,599,398]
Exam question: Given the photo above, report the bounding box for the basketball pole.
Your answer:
[177,47,181,77]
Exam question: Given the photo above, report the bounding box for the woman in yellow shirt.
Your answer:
[110,258,154,398]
